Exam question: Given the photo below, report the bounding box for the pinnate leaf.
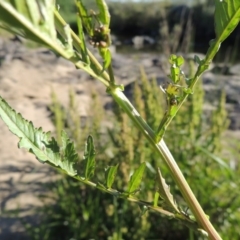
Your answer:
[0,0,56,42]
[0,96,79,176]
[156,168,179,213]
[126,162,146,194]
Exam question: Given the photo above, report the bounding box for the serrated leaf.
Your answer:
[156,168,179,213]
[0,96,79,176]
[83,135,96,180]
[0,0,56,42]
[105,164,119,188]
[96,0,110,27]
[214,0,240,43]
[126,162,146,194]
[60,131,80,175]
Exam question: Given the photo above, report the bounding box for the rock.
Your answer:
[132,35,155,49]
[132,36,145,49]
[229,63,240,75]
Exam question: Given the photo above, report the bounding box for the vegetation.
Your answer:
[0,0,239,239]
[24,71,240,239]
[55,0,218,52]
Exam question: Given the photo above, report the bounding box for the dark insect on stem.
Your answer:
[169,97,178,106]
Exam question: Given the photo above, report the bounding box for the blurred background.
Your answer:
[0,0,240,240]
[57,0,239,58]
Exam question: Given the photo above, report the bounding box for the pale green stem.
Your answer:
[155,40,221,141]
[55,8,222,240]
[54,10,111,83]
[0,2,224,239]
[110,87,222,240]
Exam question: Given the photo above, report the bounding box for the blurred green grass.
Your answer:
[56,0,217,52]
[24,66,240,239]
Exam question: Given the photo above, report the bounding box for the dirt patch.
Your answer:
[0,37,239,239]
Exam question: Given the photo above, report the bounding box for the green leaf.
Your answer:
[76,0,94,36]
[63,24,74,54]
[105,164,119,188]
[0,96,79,176]
[176,55,184,67]
[95,0,110,27]
[0,0,56,42]
[194,55,201,65]
[169,104,178,116]
[60,131,80,175]
[214,0,240,43]
[165,84,179,96]
[168,55,184,83]
[205,0,240,60]
[170,65,180,84]
[153,191,160,207]
[197,147,232,175]
[83,135,96,180]
[169,54,178,64]
[126,162,146,194]
[183,87,193,94]
[156,168,180,213]
[99,48,111,70]
[76,10,90,64]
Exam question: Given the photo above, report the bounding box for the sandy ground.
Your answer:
[0,42,109,239]
[0,38,239,239]
[0,39,161,239]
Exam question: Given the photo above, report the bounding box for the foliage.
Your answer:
[53,0,221,53]
[0,0,240,239]
[25,70,239,239]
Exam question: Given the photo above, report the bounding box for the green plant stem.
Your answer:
[54,9,111,84]
[47,8,221,240]
[76,176,175,217]
[68,173,201,230]
[110,87,222,240]
[156,48,220,142]
[155,110,173,141]
[0,3,110,87]
[108,63,115,84]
